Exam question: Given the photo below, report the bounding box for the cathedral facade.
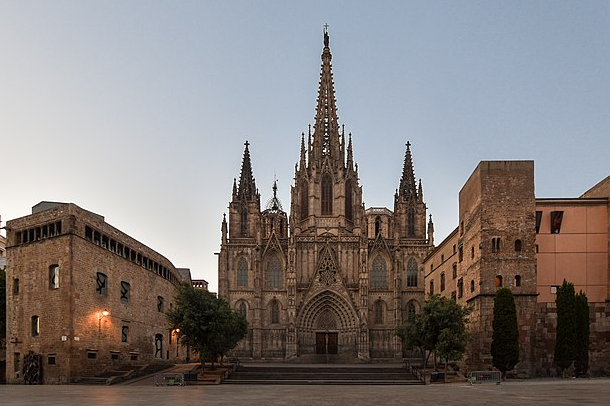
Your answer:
[218,30,433,361]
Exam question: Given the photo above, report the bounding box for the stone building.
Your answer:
[218,29,433,361]
[424,163,610,376]
[4,202,190,383]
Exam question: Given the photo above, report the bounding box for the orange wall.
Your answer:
[536,201,608,302]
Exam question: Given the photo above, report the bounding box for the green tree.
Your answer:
[574,291,590,377]
[397,295,470,381]
[554,279,577,378]
[166,283,247,369]
[491,287,519,379]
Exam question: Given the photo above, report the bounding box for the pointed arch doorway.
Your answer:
[315,309,338,355]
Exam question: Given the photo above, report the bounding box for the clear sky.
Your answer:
[2,1,609,292]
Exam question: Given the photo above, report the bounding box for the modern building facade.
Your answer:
[4,202,190,383]
[218,30,433,361]
[424,162,610,376]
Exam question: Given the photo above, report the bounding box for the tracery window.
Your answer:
[237,257,248,287]
[321,174,333,215]
[406,258,418,287]
[154,334,163,359]
[266,255,282,288]
[96,272,107,296]
[239,302,247,319]
[371,256,388,289]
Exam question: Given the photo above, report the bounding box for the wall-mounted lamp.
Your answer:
[99,309,110,332]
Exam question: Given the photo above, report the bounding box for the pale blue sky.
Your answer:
[2,1,609,292]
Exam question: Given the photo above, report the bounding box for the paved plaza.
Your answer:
[1,379,610,406]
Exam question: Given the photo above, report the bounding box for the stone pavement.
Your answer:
[2,378,610,406]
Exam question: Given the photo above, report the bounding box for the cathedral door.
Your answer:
[315,332,339,354]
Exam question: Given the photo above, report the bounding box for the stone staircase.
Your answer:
[224,364,424,385]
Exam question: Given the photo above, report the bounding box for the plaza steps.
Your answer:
[223,364,424,385]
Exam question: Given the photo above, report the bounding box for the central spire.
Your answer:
[310,26,342,167]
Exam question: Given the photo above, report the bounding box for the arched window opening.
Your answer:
[514,275,522,287]
[321,175,333,215]
[374,300,384,324]
[407,301,416,320]
[470,280,475,292]
[514,239,522,252]
[270,301,280,324]
[345,181,353,221]
[406,258,418,287]
[237,257,248,287]
[408,207,415,237]
[240,208,248,236]
[375,216,381,237]
[266,255,282,288]
[371,256,388,289]
[301,181,309,220]
[239,302,247,319]
[494,275,503,287]
[154,334,163,359]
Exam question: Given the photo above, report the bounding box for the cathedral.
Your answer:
[218,29,433,361]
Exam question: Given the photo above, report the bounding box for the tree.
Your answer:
[166,283,247,369]
[491,287,519,379]
[574,291,590,377]
[397,295,471,381]
[554,279,577,378]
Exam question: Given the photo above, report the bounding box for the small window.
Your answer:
[121,326,129,343]
[535,244,539,253]
[48,355,56,365]
[471,246,475,259]
[452,263,457,279]
[155,334,163,359]
[120,281,130,303]
[429,280,434,295]
[49,265,60,289]
[239,302,247,318]
[85,226,93,241]
[514,275,522,287]
[441,254,444,263]
[31,315,40,337]
[491,238,501,253]
[96,272,108,295]
[87,351,97,359]
[470,280,475,293]
[458,246,463,262]
[440,273,446,292]
[535,211,543,234]
[111,353,120,361]
[13,278,20,295]
[457,278,463,298]
[494,275,503,287]
[130,353,139,361]
[551,211,564,234]
[514,239,522,252]
[157,296,164,312]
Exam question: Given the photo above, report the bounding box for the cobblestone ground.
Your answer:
[1,379,610,406]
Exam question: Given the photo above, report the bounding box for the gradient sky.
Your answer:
[2,1,609,292]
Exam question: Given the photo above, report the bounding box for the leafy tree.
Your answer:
[166,283,247,369]
[491,287,519,379]
[574,291,590,377]
[397,294,470,381]
[554,279,577,378]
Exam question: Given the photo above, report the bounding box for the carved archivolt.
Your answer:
[298,290,358,332]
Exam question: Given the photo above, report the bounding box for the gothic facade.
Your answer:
[218,30,433,361]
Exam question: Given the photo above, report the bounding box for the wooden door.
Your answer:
[327,333,338,354]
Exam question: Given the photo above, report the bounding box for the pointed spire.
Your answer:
[265,179,283,211]
[428,214,434,246]
[237,140,257,201]
[399,141,418,201]
[299,132,306,171]
[346,133,354,171]
[232,178,237,199]
[418,179,423,202]
[312,25,341,166]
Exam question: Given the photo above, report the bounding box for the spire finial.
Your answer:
[323,23,329,47]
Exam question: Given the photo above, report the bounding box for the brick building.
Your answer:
[424,162,610,376]
[218,29,433,361]
[4,202,191,383]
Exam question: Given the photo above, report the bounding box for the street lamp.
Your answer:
[99,309,110,331]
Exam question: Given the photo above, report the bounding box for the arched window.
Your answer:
[406,258,418,287]
[494,275,503,287]
[345,181,353,221]
[514,275,521,287]
[514,239,522,252]
[470,279,475,292]
[301,181,309,220]
[266,255,282,288]
[237,257,248,287]
[321,174,333,215]
[155,334,163,359]
[239,302,247,318]
[371,256,388,289]
[407,207,415,237]
[240,208,248,236]
[270,301,280,324]
[375,216,381,237]
[374,300,384,324]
